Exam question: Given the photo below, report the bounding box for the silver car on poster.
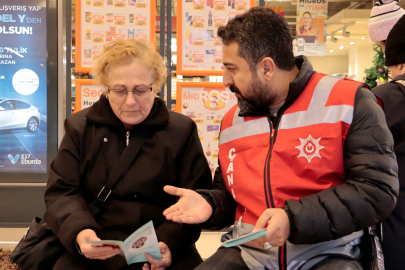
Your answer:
[0,98,41,132]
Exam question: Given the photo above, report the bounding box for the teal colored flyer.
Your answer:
[87,220,162,265]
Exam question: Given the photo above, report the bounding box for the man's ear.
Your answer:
[259,57,275,80]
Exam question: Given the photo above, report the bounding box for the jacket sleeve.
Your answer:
[196,161,238,230]
[284,87,399,245]
[197,118,238,230]
[44,115,102,255]
[155,120,213,257]
[196,119,238,230]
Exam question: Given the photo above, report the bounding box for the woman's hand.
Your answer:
[76,229,121,260]
[142,242,172,270]
[163,185,213,224]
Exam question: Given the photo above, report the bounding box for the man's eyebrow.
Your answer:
[223,62,236,67]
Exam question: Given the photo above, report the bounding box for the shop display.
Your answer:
[176,82,238,174]
[75,0,156,73]
[177,0,255,76]
[73,79,106,113]
[0,0,48,172]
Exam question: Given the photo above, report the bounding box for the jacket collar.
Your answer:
[283,56,315,110]
[85,95,170,131]
[393,73,405,82]
[239,56,315,117]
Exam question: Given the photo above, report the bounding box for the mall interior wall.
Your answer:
[308,55,350,77]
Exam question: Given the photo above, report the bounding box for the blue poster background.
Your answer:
[0,0,47,172]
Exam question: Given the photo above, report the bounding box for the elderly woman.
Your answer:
[44,39,212,270]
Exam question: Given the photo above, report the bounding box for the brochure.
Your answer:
[86,220,162,265]
[222,229,268,248]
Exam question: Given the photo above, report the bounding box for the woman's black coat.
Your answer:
[44,96,212,269]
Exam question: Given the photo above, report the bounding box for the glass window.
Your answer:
[15,101,32,110]
[2,100,15,110]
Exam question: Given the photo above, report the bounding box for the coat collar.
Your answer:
[393,73,405,82]
[283,56,315,110]
[239,56,315,117]
[85,95,170,131]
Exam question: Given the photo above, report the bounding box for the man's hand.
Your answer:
[142,242,172,270]
[245,208,290,248]
[163,185,212,224]
[76,229,121,260]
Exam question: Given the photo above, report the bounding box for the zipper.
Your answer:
[278,244,286,270]
[126,131,130,146]
[264,115,287,270]
[264,116,275,208]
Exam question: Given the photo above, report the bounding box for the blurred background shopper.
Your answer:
[368,0,405,52]
[371,14,405,270]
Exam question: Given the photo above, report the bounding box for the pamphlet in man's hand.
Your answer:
[222,229,268,247]
[86,220,162,265]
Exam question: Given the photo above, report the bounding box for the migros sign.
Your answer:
[183,87,236,111]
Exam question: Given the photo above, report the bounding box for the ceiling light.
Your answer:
[342,31,350,38]
[350,42,354,45]
[330,50,334,52]
[339,46,344,49]
[331,35,338,43]
[341,27,348,37]
[327,36,331,39]
[362,37,365,40]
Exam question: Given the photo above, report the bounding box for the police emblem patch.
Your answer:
[295,134,324,163]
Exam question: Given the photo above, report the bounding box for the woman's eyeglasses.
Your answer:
[108,86,153,99]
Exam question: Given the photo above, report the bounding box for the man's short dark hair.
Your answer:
[218,7,295,72]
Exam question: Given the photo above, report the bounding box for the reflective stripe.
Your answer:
[232,107,244,126]
[219,118,270,145]
[308,76,340,110]
[279,76,353,130]
[279,105,353,130]
[220,75,352,143]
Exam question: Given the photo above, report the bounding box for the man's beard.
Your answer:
[230,73,278,115]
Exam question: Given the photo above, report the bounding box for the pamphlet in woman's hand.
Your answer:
[222,229,268,248]
[86,220,162,265]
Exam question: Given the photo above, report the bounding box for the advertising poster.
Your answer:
[76,0,156,73]
[265,5,285,17]
[177,0,255,76]
[0,0,47,172]
[74,79,105,113]
[295,0,327,57]
[176,82,237,174]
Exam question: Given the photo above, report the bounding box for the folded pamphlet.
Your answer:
[222,229,268,248]
[86,220,162,265]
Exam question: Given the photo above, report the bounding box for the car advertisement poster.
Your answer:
[0,0,47,172]
[75,0,156,73]
[176,82,237,174]
[294,0,327,57]
[177,0,255,76]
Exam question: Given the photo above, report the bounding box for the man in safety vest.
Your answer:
[161,7,398,270]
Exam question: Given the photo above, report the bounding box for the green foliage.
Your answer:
[364,44,388,89]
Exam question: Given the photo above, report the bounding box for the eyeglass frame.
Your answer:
[107,85,154,99]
